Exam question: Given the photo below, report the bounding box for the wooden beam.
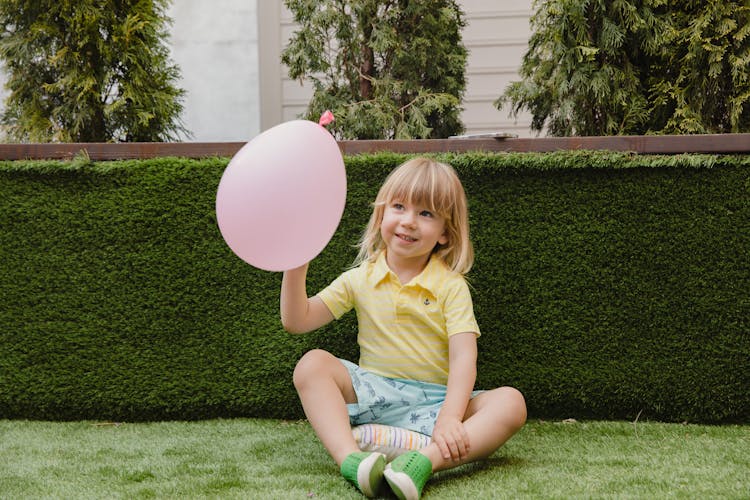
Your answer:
[0,142,246,161]
[337,134,750,155]
[1,134,749,160]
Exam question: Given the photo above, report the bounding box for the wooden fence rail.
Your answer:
[1,133,749,161]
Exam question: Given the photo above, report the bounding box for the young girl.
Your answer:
[281,157,526,499]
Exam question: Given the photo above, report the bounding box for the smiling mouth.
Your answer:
[397,233,417,242]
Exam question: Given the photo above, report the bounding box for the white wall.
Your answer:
[167,0,260,142]
[0,1,261,142]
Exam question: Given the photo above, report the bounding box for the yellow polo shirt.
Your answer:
[317,251,480,385]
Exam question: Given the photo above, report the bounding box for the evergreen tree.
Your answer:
[282,0,467,140]
[651,1,750,134]
[499,0,750,136]
[0,0,187,142]
[497,0,661,136]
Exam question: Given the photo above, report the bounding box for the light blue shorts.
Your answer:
[340,358,483,436]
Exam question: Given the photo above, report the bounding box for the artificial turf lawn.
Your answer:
[1,418,747,499]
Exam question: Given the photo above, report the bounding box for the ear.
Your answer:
[438,230,448,246]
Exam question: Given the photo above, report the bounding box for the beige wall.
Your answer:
[461,0,534,136]
[259,0,535,137]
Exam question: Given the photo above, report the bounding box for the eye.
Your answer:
[392,202,404,210]
[420,210,434,218]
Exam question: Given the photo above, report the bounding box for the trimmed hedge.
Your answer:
[1,152,748,423]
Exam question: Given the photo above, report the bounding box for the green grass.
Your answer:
[0,419,747,499]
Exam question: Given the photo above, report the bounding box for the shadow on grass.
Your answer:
[432,455,529,483]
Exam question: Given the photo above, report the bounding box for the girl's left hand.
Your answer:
[432,415,470,462]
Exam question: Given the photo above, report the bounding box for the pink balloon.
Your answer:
[216,120,346,271]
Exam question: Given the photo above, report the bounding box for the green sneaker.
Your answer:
[340,451,386,497]
[383,451,432,500]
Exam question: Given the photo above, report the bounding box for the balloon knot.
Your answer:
[318,110,335,127]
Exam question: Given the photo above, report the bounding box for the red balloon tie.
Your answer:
[318,110,335,127]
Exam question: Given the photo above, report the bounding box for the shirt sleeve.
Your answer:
[316,269,356,320]
[442,276,481,337]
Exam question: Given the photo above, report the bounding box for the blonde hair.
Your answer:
[354,157,474,274]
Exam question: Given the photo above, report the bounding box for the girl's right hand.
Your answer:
[280,263,334,334]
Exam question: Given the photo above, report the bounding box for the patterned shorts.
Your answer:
[339,358,483,436]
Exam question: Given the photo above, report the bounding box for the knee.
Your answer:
[492,386,528,430]
[292,349,335,391]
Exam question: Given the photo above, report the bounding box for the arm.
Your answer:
[431,331,478,461]
[280,263,334,334]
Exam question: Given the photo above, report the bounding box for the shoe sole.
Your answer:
[384,467,419,500]
[358,452,385,497]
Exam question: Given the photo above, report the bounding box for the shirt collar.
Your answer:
[370,251,392,285]
[368,250,448,295]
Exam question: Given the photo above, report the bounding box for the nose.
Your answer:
[401,209,417,227]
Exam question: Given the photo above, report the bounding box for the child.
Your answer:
[281,157,526,499]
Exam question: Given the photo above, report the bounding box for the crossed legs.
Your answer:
[292,349,527,471]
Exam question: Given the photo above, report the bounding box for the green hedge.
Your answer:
[1,152,748,423]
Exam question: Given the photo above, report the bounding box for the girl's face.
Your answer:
[380,199,448,270]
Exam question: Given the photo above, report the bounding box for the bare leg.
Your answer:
[420,386,527,472]
[293,349,361,466]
